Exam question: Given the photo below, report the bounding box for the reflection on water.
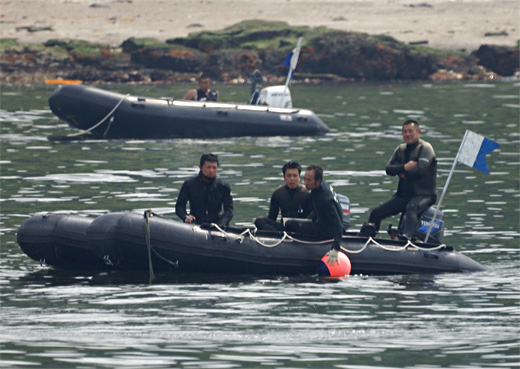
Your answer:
[0,82,519,368]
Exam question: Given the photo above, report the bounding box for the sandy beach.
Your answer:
[1,0,518,51]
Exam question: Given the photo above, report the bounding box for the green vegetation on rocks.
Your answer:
[44,39,111,59]
[1,20,518,85]
[167,20,315,52]
[0,38,22,52]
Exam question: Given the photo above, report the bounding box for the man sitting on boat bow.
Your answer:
[175,153,233,227]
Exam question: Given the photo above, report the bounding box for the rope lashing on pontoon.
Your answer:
[208,224,447,253]
[144,209,156,283]
[66,93,129,138]
[143,210,179,283]
[209,223,289,248]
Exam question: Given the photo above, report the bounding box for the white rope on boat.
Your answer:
[209,223,289,248]
[249,231,289,248]
[208,224,447,253]
[285,232,333,245]
[340,237,447,254]
[66,93,129,138]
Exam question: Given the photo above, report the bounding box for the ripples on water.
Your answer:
[2,270,518,368]
[0,82,519,368]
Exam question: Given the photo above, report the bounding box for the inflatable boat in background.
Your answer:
[48,84,329,139]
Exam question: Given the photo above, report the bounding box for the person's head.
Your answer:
[282,161,302,189]
[199,153,219,178]
[304,165,323,191]
[402,120,421,145]
[198,75,211,92]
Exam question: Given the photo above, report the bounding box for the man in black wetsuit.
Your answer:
[359,120,437,240]
[175,153,233,226]
[285,165,346,264]
[254,161,311,232]
[182,75,219,102]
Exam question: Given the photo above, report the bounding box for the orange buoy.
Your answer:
[316,251,351,277]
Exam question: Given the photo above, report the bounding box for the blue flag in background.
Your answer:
[282,51,293,67]
[282,38,302,84]
[283,51,294,80]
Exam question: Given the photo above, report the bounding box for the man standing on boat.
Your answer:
[175,153,233,226]
[254,161,311,232]
[182,75,219,102]
[285,165,346,264]
[359,119,437,240]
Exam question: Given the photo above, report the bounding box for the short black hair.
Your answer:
[403,119,419,129]
[306,164,323,182]
[199,74,210,82]
[282,161,301,175]
[200,153,219,167]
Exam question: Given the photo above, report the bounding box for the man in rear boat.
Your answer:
[175,153,233,227]
[182,75,219,102]
[359,119,437,240]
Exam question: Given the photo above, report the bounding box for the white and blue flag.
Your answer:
[457,130,500,174]
[282,37,302,86]
[424,129,499,242]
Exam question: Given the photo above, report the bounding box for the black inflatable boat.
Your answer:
[48,85,329,139]
[17,211,486,276]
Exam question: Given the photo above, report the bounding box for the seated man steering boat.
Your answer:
[359,119,437,241]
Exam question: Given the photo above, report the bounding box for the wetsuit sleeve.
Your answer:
[328,205,344,250]
[218,183,234,226]
[175,181,189,221]
[406,144,436,180]
[267,191,280,221]
[315,199,344,251]
[332,220,344,251]
[327,205,344,251]
[385,147,405,176]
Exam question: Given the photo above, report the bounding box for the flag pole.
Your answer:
[284,37,302,88]
[281,37,302,107]
[424,130,469,243]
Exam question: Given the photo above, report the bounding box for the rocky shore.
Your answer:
[1,20,519,86]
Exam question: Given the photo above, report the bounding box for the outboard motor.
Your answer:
[415,207,444,244]
[388,207,445,244]
[257,85,293,108]
[336,194,351,231]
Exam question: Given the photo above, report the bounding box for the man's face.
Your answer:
[198,78,211,92]
[284,168,301,189]
[303,170,320,191]
[402,123,421,145]
[200,160,218,178]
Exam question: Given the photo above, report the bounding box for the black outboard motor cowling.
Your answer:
[398,207,444,244]
[337,194,351,231]
[415,207,444,244]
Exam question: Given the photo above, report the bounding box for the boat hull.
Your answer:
[48,85,330,139]
[17,212,486,276]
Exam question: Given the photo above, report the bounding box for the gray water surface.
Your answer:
[1,82,519,368]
